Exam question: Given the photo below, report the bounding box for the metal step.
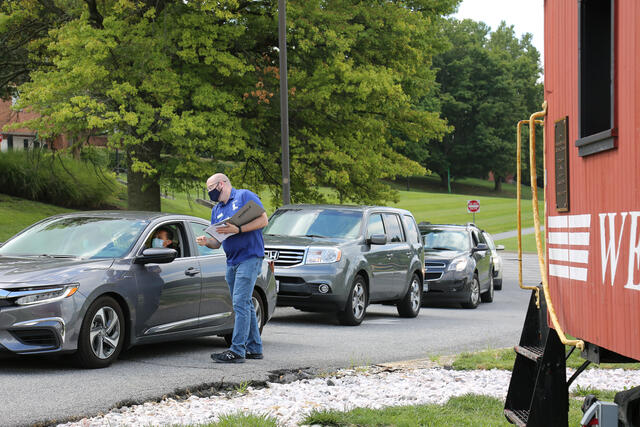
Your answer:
[504,408,529,426]
[515,345,544,362]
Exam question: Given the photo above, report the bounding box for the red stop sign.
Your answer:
[467,199,480,213]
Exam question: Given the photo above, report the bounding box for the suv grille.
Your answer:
[11,329,58,348]
[426,262,446,269]
[265,247,306,267]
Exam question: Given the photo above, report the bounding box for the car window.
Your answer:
[383,213,405,243]
[366,213,386,238]
[471,229,480,246]
[145,223,189,258]
[422,229,471,251]
[402,215,420,244]
[189,222,224,256]
[0,217,148,259]
[264,209,363,239]
[483,232,496,250]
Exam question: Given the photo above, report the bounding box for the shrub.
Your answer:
[0,150,119,209]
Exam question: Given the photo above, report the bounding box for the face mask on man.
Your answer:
[208,184,221,202]
[152,238,165,248]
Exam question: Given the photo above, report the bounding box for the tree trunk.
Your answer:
[494,176,503,192]
[439,172,448,188]
[126,145,161,211]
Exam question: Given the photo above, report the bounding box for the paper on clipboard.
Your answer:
[204,200,265,243]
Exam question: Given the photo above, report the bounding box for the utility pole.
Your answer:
[278,0,291,205]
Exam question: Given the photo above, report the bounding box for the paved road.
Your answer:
[0,253,541,427]
[492,226,545,241]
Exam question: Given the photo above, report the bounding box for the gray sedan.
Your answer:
[0,212,277,368]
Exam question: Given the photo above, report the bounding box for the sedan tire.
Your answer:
[223,289,265,347]
[338,275,368,326]
[461,275,481,309]
[397,273,422,318]
[74,296,125,369]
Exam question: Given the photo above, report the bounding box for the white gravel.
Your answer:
[59,362,640,427]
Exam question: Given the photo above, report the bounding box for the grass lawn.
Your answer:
[0,194,72,241]
[389,175,538,200]
[495,232,545,253]
[302,394,587,426]
[446,347,640,371]
[389,191,544,235]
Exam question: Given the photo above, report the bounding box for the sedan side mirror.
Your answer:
[134,248,178,264]
[368,234,387,245]
[472,243,489,253]
[496,244,505,251]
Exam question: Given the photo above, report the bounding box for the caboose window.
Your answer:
[576,0,616,156]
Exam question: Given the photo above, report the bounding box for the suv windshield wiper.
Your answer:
[427,247,452,251]
[299,234,328,238]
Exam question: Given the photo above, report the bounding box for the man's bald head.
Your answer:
[207,173,230,191]
[206,173,232,203]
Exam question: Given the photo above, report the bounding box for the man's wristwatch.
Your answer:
[237,224,242,234]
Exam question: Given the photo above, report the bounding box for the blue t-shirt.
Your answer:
[211,188,265,266]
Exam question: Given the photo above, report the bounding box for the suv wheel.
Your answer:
[461,274,480,309]
[74,296,125,369]
[494,272,503,291]
[481,274,494,303]
[223,289,265,347]
[338,275,368,326]
[397,273,422,318]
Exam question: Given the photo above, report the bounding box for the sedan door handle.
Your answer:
[185,267,200,276]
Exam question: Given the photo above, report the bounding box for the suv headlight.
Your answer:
[306,247,342,264]
[448,257,468,272]
[12,284,79,306]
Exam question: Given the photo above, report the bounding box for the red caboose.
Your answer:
[505,1,640,426]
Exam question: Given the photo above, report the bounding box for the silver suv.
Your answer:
[263,205,424,326]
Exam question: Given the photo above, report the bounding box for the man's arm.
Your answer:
[196,235,222,249]
[216,212,268,234]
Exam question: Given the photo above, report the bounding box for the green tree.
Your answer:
[3,0,459,209]
[226,0,457,205]
[428,19,542,191]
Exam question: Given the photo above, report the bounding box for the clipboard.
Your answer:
[205,200,265,242]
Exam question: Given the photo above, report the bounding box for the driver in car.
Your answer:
[151,227,177,250]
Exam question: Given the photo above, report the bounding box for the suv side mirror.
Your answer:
[368,234,387,245]
[472,243,489,253]
[496,244,505,251]
[135,248,178,264]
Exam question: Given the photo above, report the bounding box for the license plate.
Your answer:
[276,280,280,293]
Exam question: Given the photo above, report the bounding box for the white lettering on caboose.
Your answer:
[598,212,640,289]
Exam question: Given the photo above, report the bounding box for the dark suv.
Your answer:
[419,223,494,309]
[263,205,425,326]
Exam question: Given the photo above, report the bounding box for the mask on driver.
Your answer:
[152,238,165,248]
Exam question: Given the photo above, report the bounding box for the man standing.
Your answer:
[196,173,268,363]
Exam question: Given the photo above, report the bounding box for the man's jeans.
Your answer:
[226,256,263,357]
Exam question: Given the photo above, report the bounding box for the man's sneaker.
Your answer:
[211,350,245,364]
[246,353,263,360]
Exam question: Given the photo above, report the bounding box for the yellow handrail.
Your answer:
[516,119,543,307]
[528,101,584,351]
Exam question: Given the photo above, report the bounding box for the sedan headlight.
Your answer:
[306,247,342,264]
[448,257,468,272]
[12,284,79,306]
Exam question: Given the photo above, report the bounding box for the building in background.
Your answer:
[0,99,107,152]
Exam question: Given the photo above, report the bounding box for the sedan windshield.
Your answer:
[264,209,363,239]
[0,217,148,259]
[423,229,470,251]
